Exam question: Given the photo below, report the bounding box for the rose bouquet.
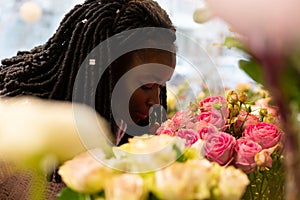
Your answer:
[156,87,285,199]
[57,85,283,200]
[57,134,249,200]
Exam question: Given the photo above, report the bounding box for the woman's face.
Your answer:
[112,49,176,125]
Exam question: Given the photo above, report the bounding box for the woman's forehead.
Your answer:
[111,48,176,83]
[131,49,176,67]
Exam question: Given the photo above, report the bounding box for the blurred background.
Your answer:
[0,0,254,107]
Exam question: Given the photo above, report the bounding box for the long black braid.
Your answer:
[0,0,176,137]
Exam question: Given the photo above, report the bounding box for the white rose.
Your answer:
[218,166,250,200]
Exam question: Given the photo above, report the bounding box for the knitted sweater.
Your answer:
[0,159,65,200]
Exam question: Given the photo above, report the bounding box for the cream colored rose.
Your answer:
[59,149,114,193]
[152,159,217,200]
[105,174,147,200]
[218,166,250,200]
[112,134,186,173]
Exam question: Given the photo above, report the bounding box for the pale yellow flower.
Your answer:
[112,134,186,173]
[152,159,217,200]
[0,97,113,169]
[105,173,147,200]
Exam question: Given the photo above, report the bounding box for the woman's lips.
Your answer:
[135,112,148,120]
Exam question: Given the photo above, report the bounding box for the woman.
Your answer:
[0,0,176,199]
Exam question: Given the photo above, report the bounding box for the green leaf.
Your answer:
[239,59,263,84]
[223,36,246,51]
[56,187,91,200]
[279,66,300,108]
[241,154,285,200]
[173,144,185,162]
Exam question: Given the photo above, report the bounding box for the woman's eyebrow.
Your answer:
[140,74,171,84]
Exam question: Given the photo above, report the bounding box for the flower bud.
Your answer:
[259,108,268,117]
[189,102,199,112]
[238,92,248,103]
[226,90,238,104]
[193,7,214,23]
[228,104,239,117]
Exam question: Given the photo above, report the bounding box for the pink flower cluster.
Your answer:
[156,95,283,173]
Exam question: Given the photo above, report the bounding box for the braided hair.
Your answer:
[0,0,176,137]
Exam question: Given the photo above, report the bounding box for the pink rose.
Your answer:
[156,119,175,136]
[243,122,281,149]
[196,111,226,131]
[204,132,236,165]
[177,129,200,146]
[254,97,278,117]
[156,128,174,136]
[194,121,218,139]
[234,137,263,173]
[171,110,194,130]
[199,96,229,119]
[234,112,260,132]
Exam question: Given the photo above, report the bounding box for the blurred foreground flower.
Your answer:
[151,159,248,200]
[105,174,147,200]
[205,0,300,56]
[112,134,186,173]
[0,96,114,200]
[58,149,114,194]
[0,96,113,170]
[58,134,249,200]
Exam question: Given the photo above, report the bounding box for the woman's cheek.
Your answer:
[130,88,147,108]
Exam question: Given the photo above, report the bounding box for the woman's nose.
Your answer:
[147,86,160,106]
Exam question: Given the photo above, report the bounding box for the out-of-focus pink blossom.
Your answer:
[196,111,226,131]
[171,109,194,130]
[243,122,281,149]
[194,121,218,140]
[234,112,260,132]
[177,129,200,146]
[156,119,175,136]
[254,97,278,116]
[199,96,228,119]
[204,132,236,165]
[206,0,300,55]
[234,138,262,173]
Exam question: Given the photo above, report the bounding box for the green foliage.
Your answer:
[57,188,104,200]
[279,64,300,108]
[223,36,246,51]
[56,188,87,200]
[242,154,285,200]
[223,36,264,85]
[239,59,263,85]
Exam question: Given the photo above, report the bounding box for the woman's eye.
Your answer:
[159,83,165,88]
[141,83,154,89]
